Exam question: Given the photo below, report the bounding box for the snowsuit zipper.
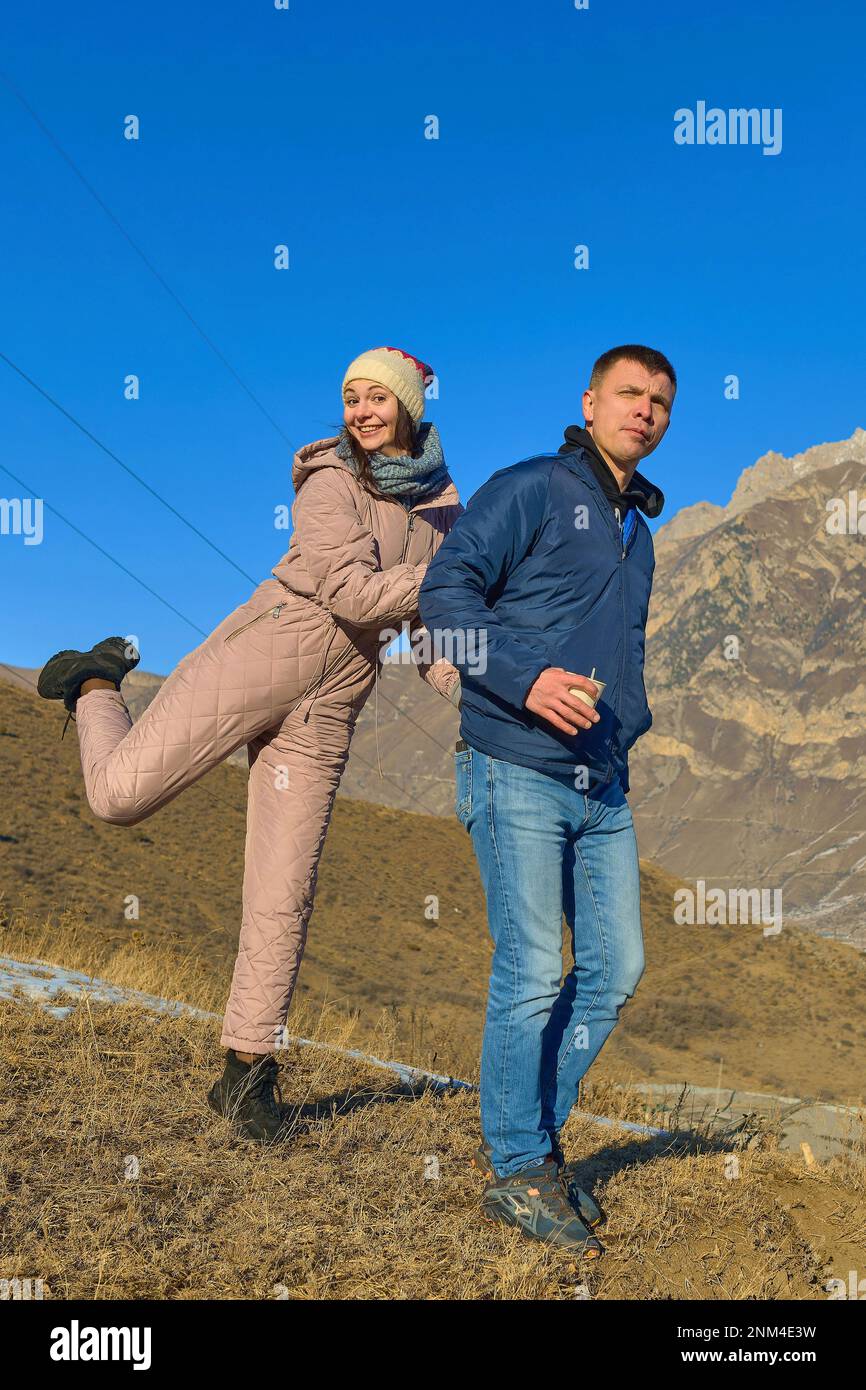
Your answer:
[224,602,286,643]
[224,509,419,764]
[224,597,356,723]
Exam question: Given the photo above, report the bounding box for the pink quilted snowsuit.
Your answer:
[71,436,462,1052]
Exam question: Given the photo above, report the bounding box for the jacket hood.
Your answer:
[558,423,665,519]
[292,435,349,492]
[292,434,460,510]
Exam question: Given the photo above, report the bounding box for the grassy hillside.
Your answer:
[1,677,864,1103]
[1,988,864,1300]
[3,679,866,1299]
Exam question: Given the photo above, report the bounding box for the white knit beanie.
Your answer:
[342,346,433,424]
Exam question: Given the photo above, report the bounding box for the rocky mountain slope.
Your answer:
[630,429,866,948]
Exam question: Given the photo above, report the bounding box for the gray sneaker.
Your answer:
[481,1156,603,1256]
[472,1140,604,1228]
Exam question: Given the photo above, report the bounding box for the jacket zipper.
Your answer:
[400,511,416,563]
[568,464,640,783]
[603,505,630,781]
[224,602,286,644]
[225,507,418,694]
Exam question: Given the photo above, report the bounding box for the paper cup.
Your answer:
[569,678,606,709]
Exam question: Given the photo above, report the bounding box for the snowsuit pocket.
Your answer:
[224,601,288,644]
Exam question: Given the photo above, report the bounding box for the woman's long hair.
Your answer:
[339,403,419,500]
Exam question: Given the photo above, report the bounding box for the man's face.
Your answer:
[582,359,674,467]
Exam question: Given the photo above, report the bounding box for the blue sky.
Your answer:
[2,0,864,672]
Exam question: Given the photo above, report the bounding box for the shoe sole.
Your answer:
[38,637,139,702]
[480,1204,603,1258]
[37,650,78,700]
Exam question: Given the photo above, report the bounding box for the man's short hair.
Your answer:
[590,344,677,393]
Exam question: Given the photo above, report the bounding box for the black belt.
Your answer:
[455,738,468,752]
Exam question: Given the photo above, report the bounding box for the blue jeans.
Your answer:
[455,745,645,1178]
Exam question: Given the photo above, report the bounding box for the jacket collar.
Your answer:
[411,477,461,511]
[293,435,460,511]
[558,424,665,519]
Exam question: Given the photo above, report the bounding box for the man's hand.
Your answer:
[524,668,602,735]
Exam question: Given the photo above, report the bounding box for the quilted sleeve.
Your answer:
[293,468,424,628]
[407,621,462,702]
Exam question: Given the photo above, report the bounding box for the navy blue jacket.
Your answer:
[418,443,664,793]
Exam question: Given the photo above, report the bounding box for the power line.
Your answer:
[0,463,210,637]
[0,419,458,762]
[1,77,459,769]
[1,444,457,764]
[0,351,258,586]
[370,663,459,759]
[0,73,295,451]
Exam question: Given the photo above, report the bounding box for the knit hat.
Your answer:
[342,346,433,424]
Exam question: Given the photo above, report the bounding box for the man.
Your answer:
[419,345,674,1256]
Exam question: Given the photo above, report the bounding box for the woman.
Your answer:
[37,346,463,1141]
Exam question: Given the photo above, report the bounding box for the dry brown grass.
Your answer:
[2,918,865,1301]
[4,672,866,1299]
[0,892,228,1019]
[4,675,866,1104]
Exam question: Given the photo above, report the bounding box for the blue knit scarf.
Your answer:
[335,421,450,507]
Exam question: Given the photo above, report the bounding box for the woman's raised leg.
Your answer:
[71,579,334,826]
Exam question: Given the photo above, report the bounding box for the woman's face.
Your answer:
[342,379,403,457]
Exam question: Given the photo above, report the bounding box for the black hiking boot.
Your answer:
[471,1139,604,1229]
[38,636,141,714]
[481,1156,603,1257]
[207,1049,291,1144]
